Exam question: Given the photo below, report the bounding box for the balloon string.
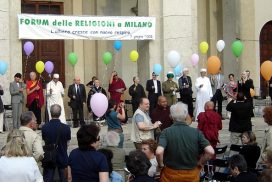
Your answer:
[24,56,29,82]
[113,50,117,71]
[102,65,108,88]
[202,57,205,68]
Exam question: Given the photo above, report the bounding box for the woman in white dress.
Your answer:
[0,129,43,182]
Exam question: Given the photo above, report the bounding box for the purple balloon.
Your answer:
[23,41,34,56]
[90,93,108,117]
[45,61,54,74]
[191,53,199,66]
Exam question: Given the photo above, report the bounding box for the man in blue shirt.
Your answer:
[42,104,71,182]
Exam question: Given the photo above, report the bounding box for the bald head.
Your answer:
[30,72,37,81]
[158,96,168,108]
[74,76,81,84]
[204,101,214,111]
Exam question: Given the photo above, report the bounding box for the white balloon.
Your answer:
[167,50,181,68]
[216,40,225,52]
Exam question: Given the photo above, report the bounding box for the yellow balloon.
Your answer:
[35,61,45,74]
[129,50,139,62]
[200,41,209,54]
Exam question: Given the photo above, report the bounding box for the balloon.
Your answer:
[153,64,162,75]
[199,41,209,54]
[0,61,8,75]
[68,52,78,66]
[250,88,255,97]
[174,65,183,76]
[35,61,45,74]
[216,40,225,52]
[260,60,272,81]
[207,56,221,75]
[23,41,34,56]
[114,40,122,51]
[231,40,244,58]
[103,52,113,65]
[167,50,180,68]
[90,93,108,117]
[191,53,199,66]
[44,61,54,75]
[129,50,139,62]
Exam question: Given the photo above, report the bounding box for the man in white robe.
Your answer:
[46,74,66,124]
[195,68,213,121]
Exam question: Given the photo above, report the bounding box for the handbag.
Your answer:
[42,124,63,168]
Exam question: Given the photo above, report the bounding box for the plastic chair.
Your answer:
[215,145,228,159]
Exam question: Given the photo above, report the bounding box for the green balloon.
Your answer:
[231,40,244,58]
[68,52,78,66]
[103,52,113,65]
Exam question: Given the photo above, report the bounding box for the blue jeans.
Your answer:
[118,133,124,148]
[43,167,66,182]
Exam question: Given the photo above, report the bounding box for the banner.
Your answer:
[18,14,156,40]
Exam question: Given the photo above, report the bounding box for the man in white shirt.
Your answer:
[46,74,66,124]
[146,72,162,114]
[195,68,213,120]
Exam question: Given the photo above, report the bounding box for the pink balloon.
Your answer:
[90,93,108,117]
[191,53,199,66]
[45,61,54,74]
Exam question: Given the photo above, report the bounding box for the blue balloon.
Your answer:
[174,65,182,76]
[153,64,162,75]
[0,61,8,75]
[114,40,122,51]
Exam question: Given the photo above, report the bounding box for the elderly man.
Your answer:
[131,98,161,149]
[195,68,213,120]
[178,68,193,117]
[26,71,44,127]
[146,72,162,114]
[156,102,214,182]
[46,73,66,124]
[162,72,178,106]
[42,104,71,182]
[19,111,44,162]
[10,73,26,129]
[68,76,86,127]
[108,71,126,104]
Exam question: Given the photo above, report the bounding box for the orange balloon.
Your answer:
[207,56,221,75]
[260,60,272,81]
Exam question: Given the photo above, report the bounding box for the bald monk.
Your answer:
[197,101,222,148]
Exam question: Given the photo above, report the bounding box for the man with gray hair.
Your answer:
[19,111,44,162]
[42,104,71,181]
[156,102,214,181]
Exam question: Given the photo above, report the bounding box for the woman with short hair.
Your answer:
[0,129,43,182]
[141,139,158,177]
[68,124,109,182]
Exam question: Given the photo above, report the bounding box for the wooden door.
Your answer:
[21,1,65,86]
[259,21,272,97]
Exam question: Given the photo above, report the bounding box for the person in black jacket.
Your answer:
[129,76,146,113]
[146,72,161,114]
[0,85,3,133]
[87,79,107,122]
[226,92,252,145]
[68,77,86,128]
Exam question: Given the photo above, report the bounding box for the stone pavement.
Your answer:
[0,115,268,155]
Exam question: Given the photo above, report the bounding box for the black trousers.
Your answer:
[211,89,223,116]
[132,101,139,114]
[149,93,160,114]
[180,93,194,117]
[72,104,85,127]
[29,99,41,124]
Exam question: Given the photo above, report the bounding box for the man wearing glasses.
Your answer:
[146,72,162,114]
[46,73,66,124]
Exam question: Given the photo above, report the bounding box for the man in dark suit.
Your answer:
[178,68,193,117]
[68,76,86,127]
[42,104,71,182]
[146,72,161,114]
[226,92,252,145]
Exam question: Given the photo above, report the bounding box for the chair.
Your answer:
[3,105,12,131]
[215,145,228,159]
[212,159,231,181]
[230,144,242,152]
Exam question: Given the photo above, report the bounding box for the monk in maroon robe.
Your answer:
[108,71,126,104]
[197,101,222,148]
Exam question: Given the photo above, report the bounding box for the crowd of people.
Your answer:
[0,67,271,181]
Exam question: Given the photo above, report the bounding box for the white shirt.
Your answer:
[153,79,158,93]
[0,156,43,182]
